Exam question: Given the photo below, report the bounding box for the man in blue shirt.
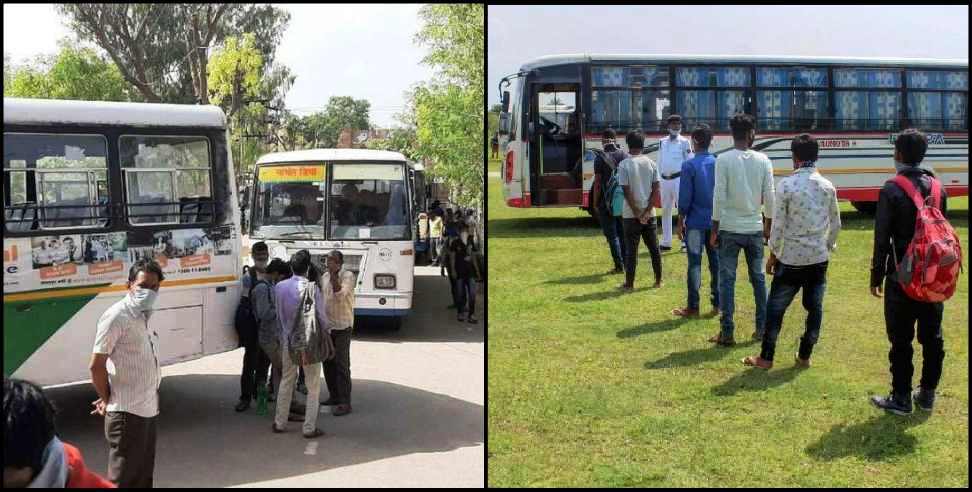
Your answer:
[672,124,720,318]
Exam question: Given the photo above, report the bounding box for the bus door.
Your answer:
[530,83,583,205]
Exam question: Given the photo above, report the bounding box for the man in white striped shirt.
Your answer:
[321,250,356,416]
[89,259,164,488]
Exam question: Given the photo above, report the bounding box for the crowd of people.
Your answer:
[417,201,483,325]
[590,113,960,416]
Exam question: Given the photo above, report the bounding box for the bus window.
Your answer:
[328,163,409,240]
[3,133,109,231]
[907,70,969,131]
[677,90,746,131]
[835,91,901,131]
[119,136,213,225]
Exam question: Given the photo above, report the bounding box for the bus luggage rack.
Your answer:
[3,199,218,231]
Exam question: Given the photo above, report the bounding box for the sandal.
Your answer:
[707,334,735,346]
[742,355,772,369]
[672,307,699,318]
[794,356,812,368]
[303,428,325,439]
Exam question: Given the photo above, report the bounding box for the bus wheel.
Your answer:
[851,201,877,215]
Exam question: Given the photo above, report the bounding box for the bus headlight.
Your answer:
[374,274,396,289]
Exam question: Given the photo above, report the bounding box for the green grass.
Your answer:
[489,157,501,175]
[487,176,969,487]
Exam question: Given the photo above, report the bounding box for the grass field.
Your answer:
[487,174,969,487]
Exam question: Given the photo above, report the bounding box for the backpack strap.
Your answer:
[892,174,940,210]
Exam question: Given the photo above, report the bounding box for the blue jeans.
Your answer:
[717,231,768,339]
[686,228,719,311]
[760,261,828,361]
[598,207,626,270]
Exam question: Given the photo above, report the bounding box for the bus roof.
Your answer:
[520,54,970,71]
[255,148,407,165]
[3,97,227,128]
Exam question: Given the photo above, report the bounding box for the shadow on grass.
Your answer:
[563,286,653,303]
[488,216,598,238]
[644,340,758,369]
[544,271,614,285]
[710,366,804,396]
[805,411,930,462]
[617,317,692,338]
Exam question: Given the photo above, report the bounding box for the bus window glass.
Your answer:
[756,67,828,88]
[834,69,901,88]
[908,92,944,130]
[944,92,968,130]
[3,133,109,231]
[677,90,745,131]
[757,90,829,131]
[835,91,901,130]
[120,136,212,225]
[676,66,749,87]
[641,91,671,133]
[590,90,632,132]
[328,163,408,240]
[592,66,669,88]
[251,164,326,239]
[907,70,968,90]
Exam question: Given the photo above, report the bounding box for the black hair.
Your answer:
[690,124,713,150]
[267,258,291,277]
[290,249,311,276]
[790,133,819,163]
[729,113,756,141]
[329,250,344,265]
[602,128,616,140]
[252,241,269,254]
[667,114,682,124]
[3,378,57,474]
[625,128,645,150]
[457,220,469,231]
[128,258,164,284]
[895,128,928,165]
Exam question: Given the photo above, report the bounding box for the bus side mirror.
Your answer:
[501,91,510,112]
[498,113,511,135]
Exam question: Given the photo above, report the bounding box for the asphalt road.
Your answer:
[45,265,484,487]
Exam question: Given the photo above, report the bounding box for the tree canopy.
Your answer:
[4,40,132,101]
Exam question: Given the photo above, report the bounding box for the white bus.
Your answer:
[246,149,415,329]
[498,54,968,214]
[3,97,243,387]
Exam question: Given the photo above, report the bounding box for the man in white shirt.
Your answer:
[321,250,356,416]
[616,129,663,292]
[89,259,165,488]
[657,114,694,252]
[709,113,775,346]
[743,134,841,369]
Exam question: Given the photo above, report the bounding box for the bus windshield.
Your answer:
[328,162,409,240]
[251,163,326,239]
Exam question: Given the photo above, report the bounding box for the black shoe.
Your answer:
[468,316,478,324]
[870,392,913,415]
[912,388,936,411]
[660,245,673,251]
[458,312,466,322]
[235,399,250,412]
[321,397,338,406]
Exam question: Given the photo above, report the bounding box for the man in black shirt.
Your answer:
[450,221,480,324]
[590,128,630,274]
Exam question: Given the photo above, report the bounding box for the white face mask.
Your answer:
[130,287,158,312]
[669,129,680,138]
[460,232,469,242]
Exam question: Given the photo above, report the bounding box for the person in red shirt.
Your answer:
[3,378,116,488]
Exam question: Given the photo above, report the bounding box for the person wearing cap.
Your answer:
[657,114,694,252]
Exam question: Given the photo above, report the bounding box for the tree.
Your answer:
[57,4,290,104]
[207,33,263,120]
[300,96,371,148]
[4,40,132,101]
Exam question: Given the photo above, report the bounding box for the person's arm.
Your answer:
[711,157,725,228]
[618,162,640,217]
[870,185,894,294]
[643,181,660,224]
[591,161,602,211]
[253,283,275,323]
[767,183,787,274]
[827,185,841,252]
[90,313,121,416]
[684,139,695,162]
[678,162,694,224]
[761,158,775,240]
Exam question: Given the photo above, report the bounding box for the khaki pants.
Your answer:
[274,338,322,434]
[105,411,157,488]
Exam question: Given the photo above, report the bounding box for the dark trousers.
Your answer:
[598,208,626,270]
[240,340,270,400]
[454,276,477,315]
[884,277,945,396]
[622,218,662,287]
[324,329,353,404]
[760,261,828,361]
[105,411,157,488]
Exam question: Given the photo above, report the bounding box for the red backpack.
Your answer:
[890,175,963,302]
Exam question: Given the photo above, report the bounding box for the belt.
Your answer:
[662,172,681,180]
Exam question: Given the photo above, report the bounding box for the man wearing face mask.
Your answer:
[236,241,272,412]
[321,250,356,416]
[657,114,694,252]
[451,221,481,323]
[89,259,165,487]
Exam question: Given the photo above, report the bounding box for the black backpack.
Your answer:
[592,149,620,210]
[234,266,267,348]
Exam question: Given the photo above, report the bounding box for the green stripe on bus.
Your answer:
[3,292,102,377]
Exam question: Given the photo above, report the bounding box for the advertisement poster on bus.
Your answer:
[128,226,236,277]
[28,232,128,285]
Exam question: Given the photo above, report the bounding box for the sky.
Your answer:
[487,5,970,107]
[3,3,436,128]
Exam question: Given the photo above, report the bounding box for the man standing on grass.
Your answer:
[742,134,841,369]
[708,113,774,347]
[657,114,694,252]
[590,128,630,274]
[617,128,663,292]
[672,124,720,318]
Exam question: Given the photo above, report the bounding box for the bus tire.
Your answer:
[851,201,877,215]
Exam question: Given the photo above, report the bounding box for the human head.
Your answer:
[601,128,617,148]
[251,241,269,266]
[127,259,163,294]
[3,378,57,488]
[326,250,343,273]
[690,124,713,151]
[894,128,928,165]
[342,183,359,200]
[290,249,311,277]
[790,133,819,168]
[266,258,290,284]
[729,113,756,145]
[667,114,682,135]
[625,129,645,152]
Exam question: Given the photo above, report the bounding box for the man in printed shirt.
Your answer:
[657,114,694,252]
[89,259,165,487]
[743,134,840,369]
[321,250,356,416]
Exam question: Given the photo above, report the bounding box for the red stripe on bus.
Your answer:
[837,185,968,202]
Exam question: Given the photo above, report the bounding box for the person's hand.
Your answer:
[766,256,777,276]
[678,222,685,241]
[709,230,719,250]
[870,285,883,298]
[90,398,107,417]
